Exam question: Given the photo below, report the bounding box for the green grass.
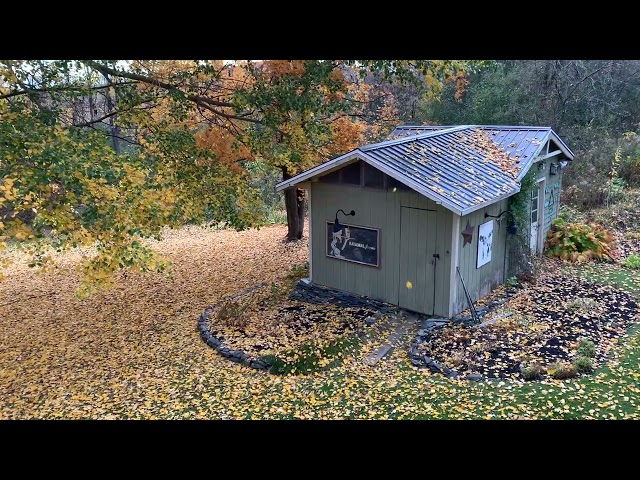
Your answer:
[573,263,640,296]
[269,260,640,419]
[261,335,361,375]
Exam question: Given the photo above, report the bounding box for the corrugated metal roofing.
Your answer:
[276,124,574,216]
[389,125,574,160]
[388,125,455,138]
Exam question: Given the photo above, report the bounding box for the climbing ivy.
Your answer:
[509,169,538,234]
[506,168,538,277]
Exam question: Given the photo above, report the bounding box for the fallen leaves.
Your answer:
[1,224,640,419]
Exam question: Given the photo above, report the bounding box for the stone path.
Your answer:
[363,313,419,366]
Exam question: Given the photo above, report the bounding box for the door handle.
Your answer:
[432,253,440,259]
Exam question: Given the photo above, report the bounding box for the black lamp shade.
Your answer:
[507,221,517,235]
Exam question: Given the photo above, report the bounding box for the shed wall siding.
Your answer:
[310,182,452,316]
[454,199,509,315]
[520,157,565,254]
[535,159,563,242]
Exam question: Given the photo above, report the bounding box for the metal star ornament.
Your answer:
[461,221,474,247]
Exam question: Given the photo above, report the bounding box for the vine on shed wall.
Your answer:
[506,168,538,278]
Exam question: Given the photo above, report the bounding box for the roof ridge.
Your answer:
[361,125,476,152]
[396,124,553,130]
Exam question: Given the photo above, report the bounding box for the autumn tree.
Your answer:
[0,59,479,290]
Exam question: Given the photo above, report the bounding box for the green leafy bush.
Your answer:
[557,205,578,223]
[623,254,640,269]
[576,337,597,358]
[547,361,578,380]
[574,356,595,374]
[609,178,627,204]
[544,218,615,263]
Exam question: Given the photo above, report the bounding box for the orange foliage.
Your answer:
[451,71,470,102]
[194,126,253,173]
[323,116,366,158]
[264,60,306,79]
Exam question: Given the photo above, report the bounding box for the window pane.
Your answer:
[363,163,384,189]
[319,170,340,183]
[387,175,410,191]
[531,210,538,223]
[342,161,361,185]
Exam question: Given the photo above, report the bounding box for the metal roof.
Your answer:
[276,124,574,216]
[389,125,574,161]
[387,125,456,138]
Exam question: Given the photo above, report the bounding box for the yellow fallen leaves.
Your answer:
[1,223,639,419]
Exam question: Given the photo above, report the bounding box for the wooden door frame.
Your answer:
[533,177,546,254]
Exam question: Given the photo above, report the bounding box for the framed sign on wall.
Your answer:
[326,222,380,267]
[477,220,493,268]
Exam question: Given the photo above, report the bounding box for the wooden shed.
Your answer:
[276,125,574,317]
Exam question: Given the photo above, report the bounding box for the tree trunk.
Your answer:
[282,167,305,241]
[100,73,121,153]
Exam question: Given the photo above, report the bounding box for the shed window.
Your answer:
[530,188,539,223]
[342,161,362,185]
[319,170,340,184]
[387,176,410,191]
[363,163,384,189]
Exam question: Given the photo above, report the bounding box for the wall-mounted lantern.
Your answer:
[334,209,355,232]
[485,211,517,235]
[549,163,559,175]
[538,161,545,170]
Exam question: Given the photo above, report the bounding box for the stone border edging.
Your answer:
[408,286,522,382]
[197,282,272,371]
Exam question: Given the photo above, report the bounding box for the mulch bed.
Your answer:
[416,273,639,380]
[205,282,383,361]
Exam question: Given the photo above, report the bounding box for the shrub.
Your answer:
[521,363,545,381]
[608,178,627,204]
[623,230,640,241]
[217,299,241,321]
[574,356,595,374]
[547,361,578,380]
[506,276,518,288]
[544,218,615,263]
[623,254,640,269]
[566,297,600,314]
[576,337,597,358]
[557,205,578,223]
[286,262,309,282]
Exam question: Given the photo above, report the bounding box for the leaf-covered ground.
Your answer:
[2,224,640,419]
[417,273,638,380]
[209,287,376,359]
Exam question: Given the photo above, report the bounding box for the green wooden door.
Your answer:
[398,207,437,315]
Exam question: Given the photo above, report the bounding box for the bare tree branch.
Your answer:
[0,82,137,100]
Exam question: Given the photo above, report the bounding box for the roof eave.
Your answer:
[548,130,575,159]
[274,151,363,192]
[458,187,521,216]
